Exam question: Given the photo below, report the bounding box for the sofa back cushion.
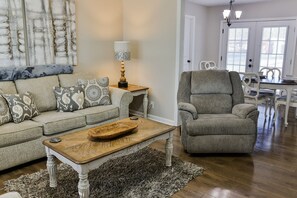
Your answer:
[191,70,232,94]
[15,76,59,112]
[190,94,232,114]
[58,73,96,87]
[0,81,17,94]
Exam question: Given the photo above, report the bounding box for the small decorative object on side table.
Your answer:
[111,84,149,118]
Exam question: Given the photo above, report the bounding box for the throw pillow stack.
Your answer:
[0,76,112,125]
[53,77,111,112]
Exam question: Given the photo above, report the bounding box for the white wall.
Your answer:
[76,0,123,83]
[204,0,297,75]
[122,0,181,124]
[184,0,208,70]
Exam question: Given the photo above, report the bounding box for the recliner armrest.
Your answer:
[232,103,257,119]
[178,102,198,119]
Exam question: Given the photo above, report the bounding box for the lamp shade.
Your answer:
[114,41,131,61]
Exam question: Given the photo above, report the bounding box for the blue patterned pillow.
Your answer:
[3,92,40,123]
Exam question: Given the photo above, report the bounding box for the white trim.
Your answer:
[173,0,184,126]
[130,110,177,126]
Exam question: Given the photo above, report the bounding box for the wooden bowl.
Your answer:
[88,121,138,140]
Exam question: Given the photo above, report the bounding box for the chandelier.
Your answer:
[223,0,242,27]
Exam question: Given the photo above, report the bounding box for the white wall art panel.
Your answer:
[25,0,77,66]
[0,0,26,67]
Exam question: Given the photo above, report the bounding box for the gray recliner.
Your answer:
[177,70,259,153]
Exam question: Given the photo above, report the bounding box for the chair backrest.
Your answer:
[199,61,218,70]
[260,67,281,79]
[239,72,260,101]
[177,70,244,114]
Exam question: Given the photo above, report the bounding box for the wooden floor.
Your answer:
[1,107,297,197]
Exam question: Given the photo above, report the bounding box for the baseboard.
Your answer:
[129,110,177,126]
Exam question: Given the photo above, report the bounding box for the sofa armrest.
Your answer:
[109,87,133,119]
[178,102,198,120]
[232,103,257,119]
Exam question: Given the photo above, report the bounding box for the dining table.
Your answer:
[259,78,297,127]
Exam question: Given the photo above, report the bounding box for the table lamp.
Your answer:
[114,41,131,88]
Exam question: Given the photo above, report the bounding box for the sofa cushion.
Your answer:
[32,111,86,135]
[58,73,96,87]
[15,76,59,112]
[78,77,111,107]
[53,86,85,112]
[191,70,232,94]
[75,105,119,125]
[3,92,40,123]
[187,115,255,136]
[190,94,232,114]
[0,120,43,148]
[0,81,17,94]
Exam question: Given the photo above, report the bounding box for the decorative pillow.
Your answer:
[3,92,40,123]
[0,90,12,126]
[53,86,85,112]
[78,77,111,107]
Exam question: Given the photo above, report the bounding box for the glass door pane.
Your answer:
[226,28,249,72]
[259,27,287,72]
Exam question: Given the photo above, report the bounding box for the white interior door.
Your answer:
[183,15,195,71]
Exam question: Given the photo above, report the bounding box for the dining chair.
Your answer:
[199,61,218,70]
[239,72,270,117]
[274,89,297,124]
[259,67,282,116]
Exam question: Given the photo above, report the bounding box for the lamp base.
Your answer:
[118,81,128,88]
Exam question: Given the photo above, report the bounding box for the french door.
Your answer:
[220,19,297,78]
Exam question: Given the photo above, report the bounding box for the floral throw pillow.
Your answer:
[77,77,111,107]
[53,86,85,112]
[3,92,40,124]
[0,90,12,126]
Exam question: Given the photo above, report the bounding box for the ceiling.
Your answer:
[189,0,273,6]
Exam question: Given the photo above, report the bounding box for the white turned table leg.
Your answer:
[165,132,173,167]
[143,90,149,119]
[78,173,90,198]
[46,151,57,188]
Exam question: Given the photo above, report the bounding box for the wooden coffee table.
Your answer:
[43,118,175,198]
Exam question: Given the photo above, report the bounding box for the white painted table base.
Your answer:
[45,131,173,198]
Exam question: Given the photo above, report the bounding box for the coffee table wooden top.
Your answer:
[43,118,175,164]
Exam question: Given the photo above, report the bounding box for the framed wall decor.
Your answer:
[0,0,77,68]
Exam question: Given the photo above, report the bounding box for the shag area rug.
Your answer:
[4,148,204,198]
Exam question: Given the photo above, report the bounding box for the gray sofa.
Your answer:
[0,73,133,171]
[177,70,259,153]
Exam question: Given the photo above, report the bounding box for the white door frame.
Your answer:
[219,17,297,76]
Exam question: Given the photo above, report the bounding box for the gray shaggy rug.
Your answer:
[4,148,204,198]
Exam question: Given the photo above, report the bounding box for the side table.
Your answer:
[111,84,149,118]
